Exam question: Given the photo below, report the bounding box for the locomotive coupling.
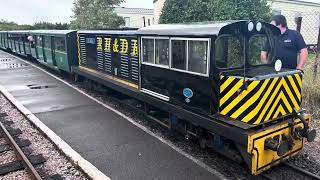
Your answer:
[264,136,290,156]
[292,109,317,142]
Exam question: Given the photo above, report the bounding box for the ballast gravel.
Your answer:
[0,95,88,180]
[0,151,17,165]
[0,170,31,180]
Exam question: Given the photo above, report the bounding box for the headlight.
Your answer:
[256,22,262,32]
[248,22,254,32]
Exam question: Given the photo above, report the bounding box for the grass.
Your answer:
[302,53,320,118]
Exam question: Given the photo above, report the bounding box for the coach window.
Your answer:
[142,38,154,63]
[54,37,66,52]
[36,36,43,47]
[188,40,209,74]
[44,36,51,49]
[171,40,187,70]
[155,39,169,66]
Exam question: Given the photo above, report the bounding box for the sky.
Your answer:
[0,0,319,25]
[0,0,153,25]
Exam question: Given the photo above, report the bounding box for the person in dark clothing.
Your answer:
[261,15,308,70]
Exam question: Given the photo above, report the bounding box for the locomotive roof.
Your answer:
[137,21,238,36]
[78,30,138,35]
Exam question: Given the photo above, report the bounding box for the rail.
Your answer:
[0,120,42,180]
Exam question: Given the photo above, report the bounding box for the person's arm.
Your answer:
[261,51,268,64]
[297,48,308,70]
[295,32,308,70]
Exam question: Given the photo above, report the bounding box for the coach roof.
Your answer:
[29,30,76,35]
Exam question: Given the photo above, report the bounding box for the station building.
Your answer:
[115,7,154,28]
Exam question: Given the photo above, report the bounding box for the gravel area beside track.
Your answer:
[0,95,88,180]
[288,117,320,176]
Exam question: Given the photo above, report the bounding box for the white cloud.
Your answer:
[0,0,154,25]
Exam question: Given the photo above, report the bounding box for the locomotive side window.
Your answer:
[188,40,208,74]
[215,36,243,68]
[142,38,154,64]
[155,39,169,66]
[142,37,169,67]
[171,40,187,70]
[141,37,210,76]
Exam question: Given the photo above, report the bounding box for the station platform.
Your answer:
[0,51,221,180]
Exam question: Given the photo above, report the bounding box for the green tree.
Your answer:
[70,0,124,29]
[33,22,70,30]
[160,0,271,24]
[0,20,33,30]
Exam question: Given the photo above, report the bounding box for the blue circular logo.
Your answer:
[183,88,193,98]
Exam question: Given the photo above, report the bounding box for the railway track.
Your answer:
[261,162,320,180]
[0,112,60,180]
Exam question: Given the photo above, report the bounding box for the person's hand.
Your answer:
[297,68,304,74]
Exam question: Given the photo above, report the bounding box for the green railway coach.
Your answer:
[0,31,8,49]
[29,30,78,73]
[8,31,32,57]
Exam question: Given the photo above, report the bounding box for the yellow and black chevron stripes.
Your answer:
[77,33,81,66]
[219,73,302,125]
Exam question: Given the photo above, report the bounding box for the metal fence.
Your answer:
[283,11,320,80]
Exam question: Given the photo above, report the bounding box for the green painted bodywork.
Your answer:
[54,50,69,72]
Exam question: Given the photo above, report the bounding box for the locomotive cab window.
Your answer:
[215,36,243,69]
[249,35,273,66]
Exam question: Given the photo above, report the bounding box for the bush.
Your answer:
[302,53,320,118]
